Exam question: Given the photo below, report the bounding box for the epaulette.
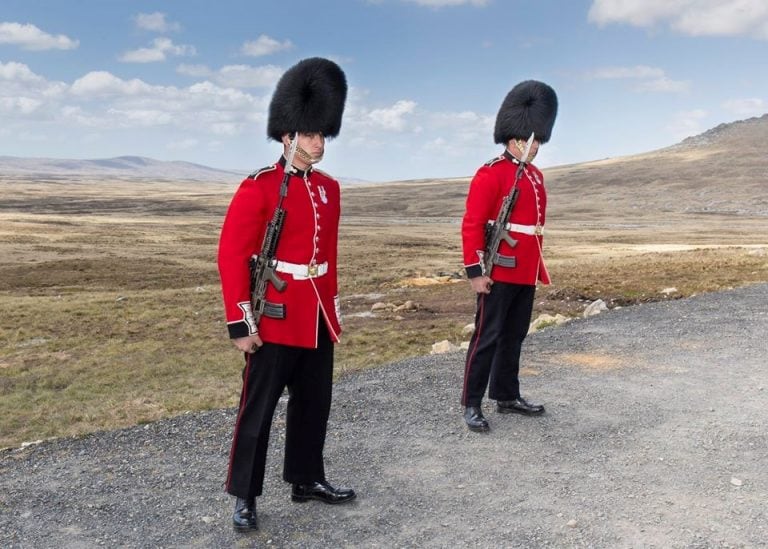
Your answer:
[483,155,504,167]
[246,165,277,180]
[311,167,336,181]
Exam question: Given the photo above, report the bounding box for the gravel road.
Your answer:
[2,283,767,548]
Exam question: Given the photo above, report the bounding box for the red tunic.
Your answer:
[218,157,342,348]
[462,150,550,285]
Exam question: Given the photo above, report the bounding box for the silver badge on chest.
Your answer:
[318,185,328,204]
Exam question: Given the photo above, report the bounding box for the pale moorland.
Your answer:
[1,115,767,449]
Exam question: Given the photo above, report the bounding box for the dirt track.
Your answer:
[2,283,767,548]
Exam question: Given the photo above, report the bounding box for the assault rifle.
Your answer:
[248,136,299,324]
[482,132,535,276]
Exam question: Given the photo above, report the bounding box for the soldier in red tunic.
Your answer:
[461,80,558,432]
[217,58,355,532]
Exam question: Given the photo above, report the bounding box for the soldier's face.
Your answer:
[510,138,540,162]
[298,132,325,159]
[284,132,325,167]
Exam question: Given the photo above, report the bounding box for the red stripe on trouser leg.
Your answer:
[225,352,251,493]
[462,294,485,406]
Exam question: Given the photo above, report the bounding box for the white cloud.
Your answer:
[134,12,181,33]
[61,104,125,128]
[341,95,420,149]
[0,61,44,82]
[4,64,498,179]
[722,97,766,117]
[0,22,79,50]
[70,71,154,96]
[665,109,708,140]
[430,110,492,133]
[0,96,43,114]
[423,136,448,150]
[587,65,689,94]
[343,84,492,144]
[60,71,264,132]
[186,81,265,110]
[340,87,494,169]
[176,64,213,78]
[588,65,665,80]
[216,65,284,88]
[635,77,690,93]
[1,65,506,180]
[119,38,196,63]
[0,64,269,162]
[403,0,489,6]
[365,100,418,131]
[106,108,173,127]
[1,61,67,113]
[241,35,294,57]
[120,48,166,64]
[588,0,768,40]
[168,138,199,150]
[210,122,242,136]
[674,2,768,38]
[419,110,493,156]
[336,101,499,180]
[176,63,283,88]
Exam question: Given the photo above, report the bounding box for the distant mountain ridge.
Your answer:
[0,154,373,186]
[2,114,766,189]
[0,155,245,181]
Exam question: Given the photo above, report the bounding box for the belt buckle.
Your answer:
[307,264,319,277]
[534,224,543,236]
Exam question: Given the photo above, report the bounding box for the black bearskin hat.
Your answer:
[267,57,347,141]
[494,80,558,144]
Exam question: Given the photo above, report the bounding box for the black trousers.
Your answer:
[225,321,334,499]
[462,282,536,407]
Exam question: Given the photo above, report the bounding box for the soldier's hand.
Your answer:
[233,334,263,353]
[470,276,493,294]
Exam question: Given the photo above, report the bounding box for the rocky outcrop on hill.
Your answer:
[676,113,768,149]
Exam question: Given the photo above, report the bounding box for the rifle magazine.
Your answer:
[494,254,517,268]
[262,302,285,319]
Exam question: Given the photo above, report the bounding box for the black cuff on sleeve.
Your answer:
[227,321,251,339]
[465,264,483,279]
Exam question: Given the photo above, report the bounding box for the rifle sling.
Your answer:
[250,165,292,322]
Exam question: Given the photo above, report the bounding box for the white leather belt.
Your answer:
[275,260,328,279]
[504,222,543,236]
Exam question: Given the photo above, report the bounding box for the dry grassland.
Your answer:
[1,175,767,449]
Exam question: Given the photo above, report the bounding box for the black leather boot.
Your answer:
[496,397,545,416]
[464,406,490,432]
[232,497,258,532]
[291,480,356,504]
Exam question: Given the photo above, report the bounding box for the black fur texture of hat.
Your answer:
[267,57,347,141]
[494,80,558,144]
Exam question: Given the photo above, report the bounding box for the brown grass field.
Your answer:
[1,152,767,449]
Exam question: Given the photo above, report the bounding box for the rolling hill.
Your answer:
[544,113,768,219]
[2,114,766,216]
[0,155,244,182]
[341,113,768,220]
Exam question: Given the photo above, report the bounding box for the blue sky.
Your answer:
[1,0,767,181]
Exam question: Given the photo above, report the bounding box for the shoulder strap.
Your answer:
[247,165,277,180]
[483,155,504,168]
